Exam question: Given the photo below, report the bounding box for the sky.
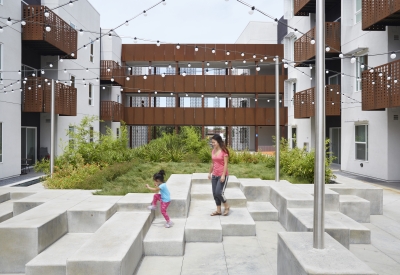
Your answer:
[89,0,284,44]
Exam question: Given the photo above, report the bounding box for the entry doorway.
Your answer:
[21,127,37,166]
[329,127,341,164]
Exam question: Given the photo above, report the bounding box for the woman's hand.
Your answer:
[220,176,225,183]
[208,173,211,180]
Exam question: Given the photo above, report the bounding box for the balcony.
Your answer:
[22,77,77,116]
[101,101,124,122]
[294,85,341,118]
[294,0,337,16]
[124,107,288,126]
[362,0,400,31]
[101,60,125,86]
[22,5,77,59]
[294,22,340,66]
[124,75,285,94]
[362,59,400,110]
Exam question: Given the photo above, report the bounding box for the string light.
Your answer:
[256,65,260,71]
[176,43,180,49]
[212,48,216,54]
[195,46,199,52]
[339,52,344,58]
[6,17,12,25]
[311,38,315,45]
[69,1,74,7]
[249,6,255,15]
[143,10,147,16]
[351,56,356,63]
[44,9,50,17]
[273,18,278,26]
[79,29,83,35]
[126,76,130,81]
[391,52,397,59]
[325,45,330,52]
[45,25,51,32]
[226,51,230,55]
[157,40,160,46]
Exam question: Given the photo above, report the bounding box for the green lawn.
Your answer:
[95,161,308,195]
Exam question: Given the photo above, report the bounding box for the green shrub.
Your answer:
[198,146,212,163]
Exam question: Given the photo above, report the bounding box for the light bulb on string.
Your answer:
[325,45,330,52]
[186,93,188,97]
[154,91,157,94]
[168,64,172,68]
[260,59,263,62]
[128,67,132,71]
[0,27,3,33]
[21,21,26,26]
[387,76,391,80]
[108,33,112,39]
[96,78,99,82]
[157,40,160,46]
[360,63,365,69]
[195,46,198,52]
[162,0,167,5]
[241,52,244,57]
[226,51,230,55]
[310,77,313,80]
[372,81,375,85]
[134,37,137,43]
[6,17,12,25]
[390,52,396,59]
[143,75,147,79]
[96,37,99,43]
[111,77,114,82]
[71,52,75,57]
[182,71,187,77]
[143,10,147,16]
[350,56,356,63]
[205,69,209,75]
[225,61,228,65]
[79,29,83,36]
[341,73,345,77]
[264,56,268,60]
[102,86,106,90]
[125,20,129,26]
[326,70,329,74]
[170,92,173,95]
[243,60,246,63]
[188,63,191,67]
[162,73,165,77]
[64,69,67,73]
[309,64,313,70]
[69,1,73,7]
[176,43,180,49]
[256,65,261,71]
[44,9,50,17]
[273,18,278,26]
[212,48,215,54]
[206,62,210,66]
[107,67,111,72]
[249,6,255,15]
[45,25,51,32]
[310,38,315,45]
[294,28,299,34]
[394,79,398,84]
[86,68,89,72]
[126,76,130,81]
[379,72,383,77]
[284,63,288,68]
[339,52,344,58]
[84,44,87,49]
[253,54,256,58]
[369,68,374,73]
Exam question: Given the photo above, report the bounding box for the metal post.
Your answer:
[50,79,55,178]
[313,0,326,249]
[275,56,280,182]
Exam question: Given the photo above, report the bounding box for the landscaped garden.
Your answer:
[35,116,336,195]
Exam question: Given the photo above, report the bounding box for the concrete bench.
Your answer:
[295,184,340,211]
[247,202,278,221]
[221,208,256,236]
[67,196,122,233]
[25,233,92,275]
[339,195,370,223]
[0,200,14,223]
[0,191,10,203]
[13,190,71,215]
[239,178,270,202]
[66,212,152,275]
[191,173,240,188]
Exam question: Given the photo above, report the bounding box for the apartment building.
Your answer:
[282,0,400,181]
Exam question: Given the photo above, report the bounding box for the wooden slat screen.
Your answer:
[101,60,125,86]
[362,0,400,31]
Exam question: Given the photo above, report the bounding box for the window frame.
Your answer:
[90,41,94,63]
[356,55,368,92]
[88,83,94,106]
[68,126,75,149]
[89,126,94,143]
[355,124,368,161]
[116,128,120,139]
[0,43,3,80]
[355,0,362,24]
[117,94,120,103]
[70,74,76,88]
[0,122,3,163]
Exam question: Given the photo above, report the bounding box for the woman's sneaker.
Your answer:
[165,221,174,228]
[147,205,157,210]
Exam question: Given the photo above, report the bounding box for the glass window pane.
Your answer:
[356,143,366,160]
[0,123,3,162]
[356,12,362,23]
[356,0,362,11]
[355,125,366,142]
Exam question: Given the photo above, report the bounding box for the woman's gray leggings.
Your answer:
[211,175,229,206]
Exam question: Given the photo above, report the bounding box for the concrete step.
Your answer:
[191,173,240,188]
[0,200,80,273]
[0,191,10,203]
[247,202,278,221]
[134,256,183,275]
[295,184,340,211]
[0,200,14,223]
[66,212,153,275]
[25,233,92,275]
[239,178,270,202]
[221,208,256,236]
[190,184,247,207]
[287,208,370,249]
[143,218,186,256]
[269,185,314,230]
[339,195,371,223]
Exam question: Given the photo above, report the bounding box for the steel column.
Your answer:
[275,56,280,182]
[50,79,55,178]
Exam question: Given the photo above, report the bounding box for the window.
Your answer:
[240,100,248,108]
[88,83,93,106]
[355,125,368,161]
[292,82,296,106]
[292,127,297,148]
[355,0,362,24]
[68,126,75,149]
[356,55,368,92]
[0,122,2,162]
[116,128,120,139]
[328,74,341,85]
[117,95,120,103]
[0,43,2,80]
[90,41,94,63]
[239,127,248,143]
[89,127,94,143]
[70,75,75,88]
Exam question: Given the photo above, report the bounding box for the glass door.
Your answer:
[21,127,37,166]
[330,127,341,164]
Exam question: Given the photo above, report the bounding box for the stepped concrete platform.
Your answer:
[278,232,377,275]
[220,207,256,236]
[25,233,92,275]
[296,184,340,211]
[0,191,10,203]
[0,200,14,223]
[239,178,270,202]
[0,200,79,273]
[13,190,70,215]
[269,185,314,229]
[330,175,383,215]
[134,256,183,275]
[143,218,186,256]
[67,196,122,233]
[287,208,371,248]
[190,184,213,200]
[66,212,152,275]
[117,193,154,211]
[247,202,279,221]
[190,183,247,207]
[340,195,370,223]
[191,173,210,184]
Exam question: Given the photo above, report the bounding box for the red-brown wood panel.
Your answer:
[235,76,245,93]
[235,44,246,61]
[256,76,266,93]
[205,44,216,62]
[184,108,195,125]
[256,108,266,125]
[246,45,256,61]
[154,108,164,124]
[235,108,246,125]
[245,108,255,125]
[195,75,205,93]
[185,44,196,61]
[265,75,275,93]
[194,44,205,62]
[279,76,285,93]
[225,76,235,93]
[134,44,146,61]
[215,76,225,93]
[175,108,184,124]
[175,45,185,61]
[195,108,205,124]
[154,76,164,91]
[184,76,195,92]
[154,44,165,61]
[226,108,235,125]
[265,108,274,125]
[280,108,288,125]
[175,75,184,92]
[164,44,175,61]
[164,76,174,92]
[215,44,226,62]
[204,108,215,125]
[245,76,256,93]
[255,44,266,60]
[144,108,155,125]
[215,108,225,125]
[164,108,175,124]
[226,44,237,61]
[145,44,156,61]
[134,76,145,91]
[205,76,215,93]
[145,75,155,91]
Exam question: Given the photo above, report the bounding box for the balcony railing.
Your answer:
[294,0,337,16]
[362,0,400,31]
[124,75,286,94]
[294,85,341,118]
[101,101,124,122]
[294,22,340,65]
[362,59,400,111]
[23,77,77,116]
[124,107,288,126]
[22,5,77,58]
[101,60,125,86]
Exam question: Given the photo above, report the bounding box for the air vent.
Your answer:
[394,115,399,121]
[394,35,399,41]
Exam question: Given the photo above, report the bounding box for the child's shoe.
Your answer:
[147,205,157,210]
[165,220,174,228]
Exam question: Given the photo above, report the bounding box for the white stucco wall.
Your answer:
[236,21,277,44]
[0,0,22,179]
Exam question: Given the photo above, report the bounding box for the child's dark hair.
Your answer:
[153,170,166,182]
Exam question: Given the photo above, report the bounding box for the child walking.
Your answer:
[146,170,173,228]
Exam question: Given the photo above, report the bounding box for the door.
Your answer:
[21,127,37,165]
[330,127,341,164]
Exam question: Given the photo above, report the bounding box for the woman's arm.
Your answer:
[221,154,229,182]
[146,184,160,192]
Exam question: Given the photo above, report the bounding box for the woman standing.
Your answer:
[208,134,230,216]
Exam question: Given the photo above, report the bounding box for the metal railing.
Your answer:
[362,0,400,31]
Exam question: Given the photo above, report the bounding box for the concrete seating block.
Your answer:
[0,200,14,223]
[269,185,314,229]
[0,200,78,273]
[339,195,370,223]
[191,173,210,184]
[0,191,10,203]
[144,218,186,256]
[163,174,192,218]
[10,191,37,200]
[117,193,154,212]
[220,208,256,236]
[135,256,184,275]
[66,212,152,275]
[329,211,371,244]
[185,216,222,242]
[239,178,270,202]
[67,196,122,233]
[247,202,278,221]
[25,233,92,275]
[224,188,247,207]
[278,232,377,275]
[190,184,213,201]
[295,184,340,211]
